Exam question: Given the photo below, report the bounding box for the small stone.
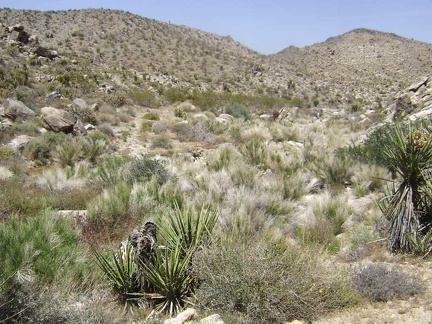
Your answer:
[199,314,225,324]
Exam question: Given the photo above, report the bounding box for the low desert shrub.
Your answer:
[224,102,250,120]
[151,134,172,149]
[351,262,423,302]
[173,106,187,119]
[142,111,160,121]
[22,141,51,164]
[108,91,128,107]
[206,145,239,172]
[0,145,15,160]
[239,138,268,168]
[140,120,153,132]
[132,89,159,108]
[124,154,170,185]
[193,233,359,322]
[97,122,115,137]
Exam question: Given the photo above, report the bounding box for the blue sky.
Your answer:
[2,0,432,54]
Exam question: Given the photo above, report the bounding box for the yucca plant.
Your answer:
[140,244,194,314]
[379,123,432,253]
[94,241,143,306]
[159,202,218,254]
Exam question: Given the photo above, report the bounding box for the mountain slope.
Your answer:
[1,8,432,110]
[266,28,432,108]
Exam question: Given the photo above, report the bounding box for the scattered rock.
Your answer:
[0,118,13,129]
[56,210,87,221]
[0,99,35,121]
[199,314,225,324]
[40,106,77,133]
[408,105,432,121]
[408,75,429,92]
[84,123,96,131]
[163,308,197,324]
[73,119,87,136]
[8,134,35,151]
[218,113,234,120]
[0,166,13,180]
[72,98,88,111]
[34,46,58,59]
[387,75,432,121]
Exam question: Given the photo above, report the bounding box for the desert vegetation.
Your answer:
[1,7,432,324]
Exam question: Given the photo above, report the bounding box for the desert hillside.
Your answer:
[1,7,432,324]
[1,8,432,108]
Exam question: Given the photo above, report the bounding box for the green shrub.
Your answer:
[96,155,130,187]
[0,146,14,160]
[108,92,128,107]
[240,138,268,168]
[173,106,187,119]
[87,181,131,227]
[151,134,172,149]
[142,112,160,121]
[193,233,359,322]
[140,120,153,132]
[81,137,108,163]
[53,136,83,167]
[22,141,51,164]
[125,154,170,185]
[206,145,238,172]
[351,263,422,302]
[132,89,159,108]
[311,154,356,189]
[224,102,250,120]
[163,87,190,103]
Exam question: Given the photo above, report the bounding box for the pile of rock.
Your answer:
[387,75,432,121]
[1,22,58,59]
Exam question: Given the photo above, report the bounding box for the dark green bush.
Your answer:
[224,103,250,120]
[22,141,51,164]
[142,112,160,120]
[125,154,170,185]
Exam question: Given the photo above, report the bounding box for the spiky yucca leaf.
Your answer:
[160,202,218,254]
[380,123,432,252]
[94,241,143,304]
[140,244,194,315]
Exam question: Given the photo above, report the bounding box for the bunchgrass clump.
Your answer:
[0,210,94,291]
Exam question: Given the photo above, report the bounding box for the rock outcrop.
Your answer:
[40,106,77,133]
[387,75,432,121]
[0,99,35,121]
